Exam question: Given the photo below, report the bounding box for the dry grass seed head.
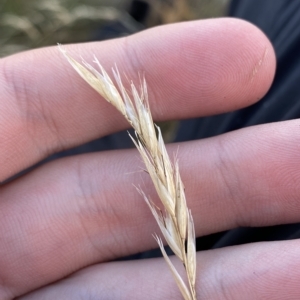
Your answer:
[59,45,197,300]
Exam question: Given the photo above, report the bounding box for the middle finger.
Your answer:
[1,119,300,298]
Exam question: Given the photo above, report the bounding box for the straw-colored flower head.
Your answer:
[59,44,197,300]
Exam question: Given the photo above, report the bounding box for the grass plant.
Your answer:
[59,45,197,300]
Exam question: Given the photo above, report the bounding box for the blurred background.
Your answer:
[0,0,230,58]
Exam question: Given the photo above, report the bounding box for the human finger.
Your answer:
[1,119,300,299]
[18,240,300,299]
[0,18,275,182]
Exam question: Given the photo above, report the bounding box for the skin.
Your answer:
[3,17,300,299]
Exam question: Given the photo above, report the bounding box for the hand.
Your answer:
[2,17,296,299]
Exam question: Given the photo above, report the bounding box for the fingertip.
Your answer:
[222,17,276,107]
[189,17,277,113]
[124,18,276,117]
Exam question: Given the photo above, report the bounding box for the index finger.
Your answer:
[0,18,275,182]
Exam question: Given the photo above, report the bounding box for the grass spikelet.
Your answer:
[59,45,197,300]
